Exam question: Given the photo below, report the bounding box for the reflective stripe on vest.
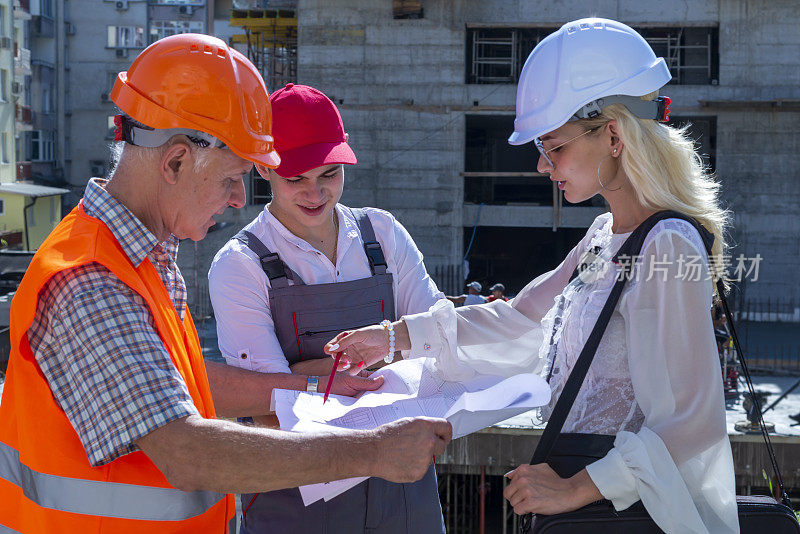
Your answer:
[0,440,224,521]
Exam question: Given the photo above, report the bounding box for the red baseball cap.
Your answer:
[269,83,357,178]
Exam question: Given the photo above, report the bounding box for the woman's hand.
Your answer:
[503,464,602,516]
[324,321,411,370]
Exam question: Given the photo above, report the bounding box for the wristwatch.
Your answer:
[306,376,319,393]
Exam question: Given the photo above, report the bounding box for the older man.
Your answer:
[0,34,450,534]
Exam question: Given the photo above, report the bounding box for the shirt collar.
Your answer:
[260,203,359,251]
[82,178,164,267]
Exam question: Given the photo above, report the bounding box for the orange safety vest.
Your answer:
[0,203,234,533]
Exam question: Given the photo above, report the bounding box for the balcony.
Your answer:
[15,105,32,131]
[13,0,31,21]
[14,46,31,77]
[32,16,54,38]
[16,161,31,181]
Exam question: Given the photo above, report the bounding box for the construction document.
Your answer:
[272,357,550,505]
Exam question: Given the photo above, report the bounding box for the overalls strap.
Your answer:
[234,230,305,288]
[348,208,388,275]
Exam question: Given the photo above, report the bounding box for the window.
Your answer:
[1,133,8,164]
[464,114,548,205]
[0,6,6,38]
[466,28,548,84]
[41,0,53,17]
[50,196,58,223]
[464,114,601,207]
[31,130,55,162]
[107,26,145,48]
[42,85,52,113]
[0,70,7,102]
[149,20,204,43]
[638,27,719,85]
[107,71,119,93]
[466,26,718,85]
[150,0,200,4]
[393,0,423,19]
[669,115,717,172]
[28,203,34,227]
[0,198,4,216]
[250,172,270,205]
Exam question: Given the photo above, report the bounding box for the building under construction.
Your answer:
[229,0,297,92]
[202,2,800,532]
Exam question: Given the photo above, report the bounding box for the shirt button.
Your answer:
[240,353,248,359]
[424,343,431,351]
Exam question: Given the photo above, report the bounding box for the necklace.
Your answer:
[331,210,339,263]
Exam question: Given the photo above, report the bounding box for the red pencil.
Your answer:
[323,351,343,404]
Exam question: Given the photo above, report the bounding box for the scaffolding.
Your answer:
[230,3,297,92]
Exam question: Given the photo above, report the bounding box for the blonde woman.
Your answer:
[327,18,738,534]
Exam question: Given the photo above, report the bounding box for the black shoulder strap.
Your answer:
[348,207,388,275]
[234,230,305,288]
[568,212,714,283]
[717,278,792,508]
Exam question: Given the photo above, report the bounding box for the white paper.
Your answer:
[273,358,550,506]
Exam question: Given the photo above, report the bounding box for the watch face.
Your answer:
[307,376,319,393]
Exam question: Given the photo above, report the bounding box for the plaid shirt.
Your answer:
[27,178,199,467]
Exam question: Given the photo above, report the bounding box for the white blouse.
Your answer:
[403,213,739,534]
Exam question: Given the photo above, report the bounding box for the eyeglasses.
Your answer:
[534,126,602,168]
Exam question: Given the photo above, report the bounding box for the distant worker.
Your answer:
[0,34,451,534]
[486,283,509,302]
[447,280,485,305]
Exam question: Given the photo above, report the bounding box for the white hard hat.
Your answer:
[508,18,672,146]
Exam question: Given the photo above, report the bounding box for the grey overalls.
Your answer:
[236,207,445,534]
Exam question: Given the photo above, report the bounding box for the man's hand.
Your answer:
[320,371,385,397]
[369,417,452,483]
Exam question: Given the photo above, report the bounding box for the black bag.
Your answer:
[520,211,800,533]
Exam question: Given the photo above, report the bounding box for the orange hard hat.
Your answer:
[110,33,280,168]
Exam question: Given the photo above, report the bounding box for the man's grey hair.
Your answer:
[108,135,213,178]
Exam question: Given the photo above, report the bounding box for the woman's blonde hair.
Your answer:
[578,92,729,286]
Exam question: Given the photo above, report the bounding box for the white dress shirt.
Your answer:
[208,204,444,374]
[401,213,738,534]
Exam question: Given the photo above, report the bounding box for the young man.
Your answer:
[486,283,509,302]
[209,83,446,533]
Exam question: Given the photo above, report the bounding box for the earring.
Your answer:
[598,154,622,192]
